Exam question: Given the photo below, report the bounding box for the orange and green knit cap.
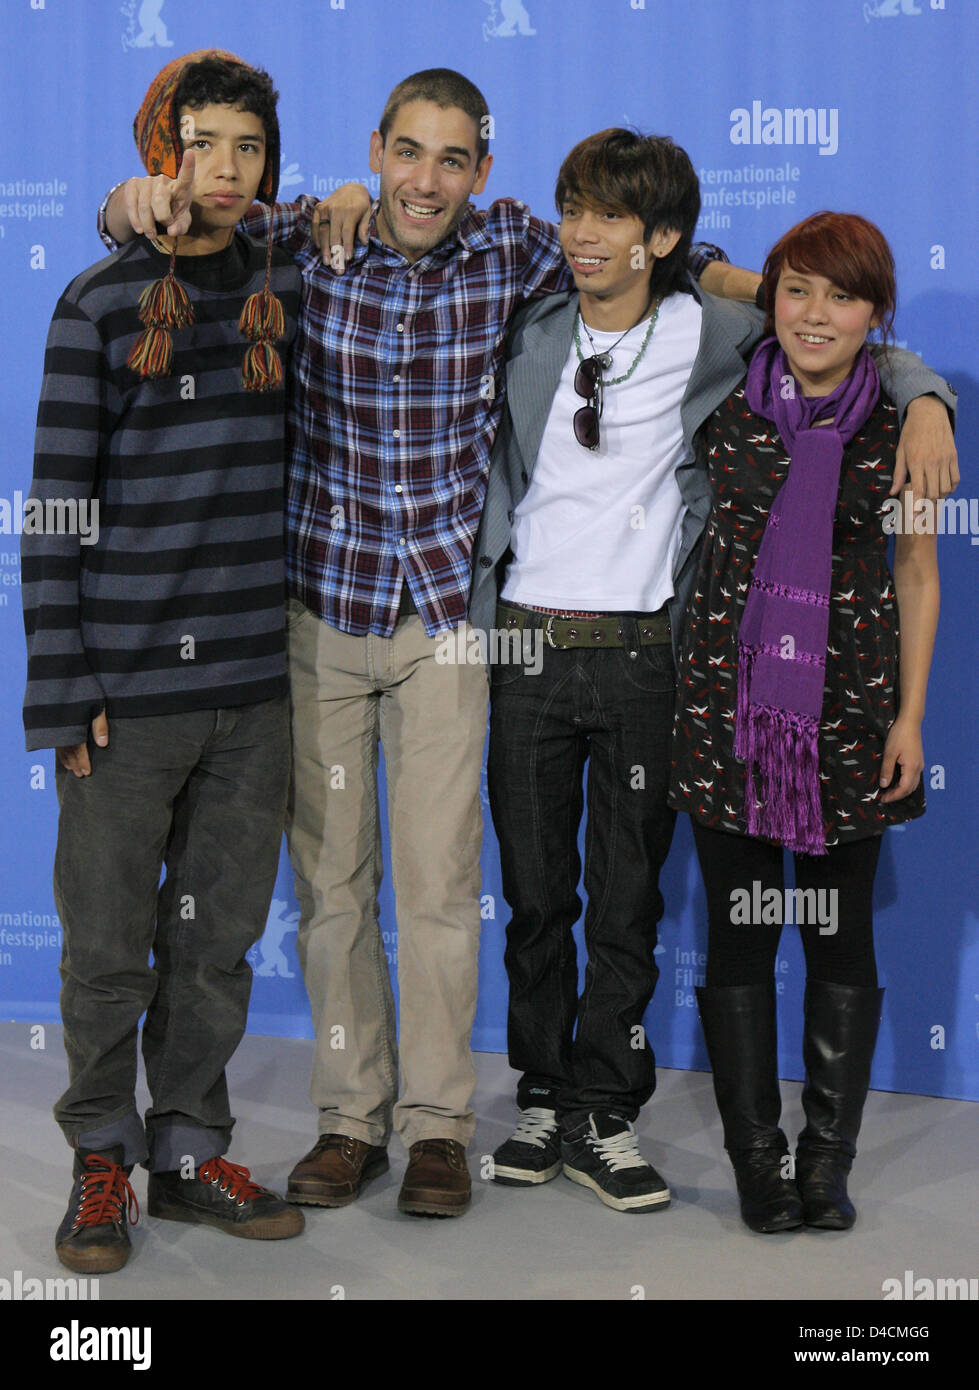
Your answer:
[127,50,286,392]
[133,48,280,203]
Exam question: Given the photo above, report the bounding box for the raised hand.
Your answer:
[122,148,197,238]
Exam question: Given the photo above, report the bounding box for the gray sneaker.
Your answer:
[561,1113,670,1212]
[491,1107,562,1186]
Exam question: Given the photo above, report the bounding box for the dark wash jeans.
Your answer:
[53,697,290,1171]
[487,615,677,1128]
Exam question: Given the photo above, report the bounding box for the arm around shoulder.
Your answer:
[872,345,958,499]
[873,345,957,427]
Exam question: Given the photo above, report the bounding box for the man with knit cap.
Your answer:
[23,51,304,1273]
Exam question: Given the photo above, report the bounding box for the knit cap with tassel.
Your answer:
[127,49,286,391]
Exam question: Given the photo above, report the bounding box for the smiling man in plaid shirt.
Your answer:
[103,68,742,1217]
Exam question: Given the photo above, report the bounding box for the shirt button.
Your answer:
[393,429,401,438]
[396,323,405,333]
[393,374,401,383]
[394,484,403,493]
[399,537,407,546]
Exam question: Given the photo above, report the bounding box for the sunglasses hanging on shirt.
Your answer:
[572,296,663,451]
[573,353,606,449]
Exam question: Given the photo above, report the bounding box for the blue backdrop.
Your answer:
[1,0,975,1101]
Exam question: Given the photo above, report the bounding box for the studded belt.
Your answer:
[496,602,671,650]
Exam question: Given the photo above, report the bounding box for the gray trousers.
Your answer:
[53,696,290,1171]
[285,603,487,1150]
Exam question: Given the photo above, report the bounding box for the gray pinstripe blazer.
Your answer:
[468,277,952,660]
[468,277,761,658]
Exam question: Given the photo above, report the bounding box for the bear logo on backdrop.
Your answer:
[279,160,304,191]
[248,900,300,980]
[482,0,537,42]
[121,0,174,52]
[864,0,930,19]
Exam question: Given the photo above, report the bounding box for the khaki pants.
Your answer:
[285,601,487,1150]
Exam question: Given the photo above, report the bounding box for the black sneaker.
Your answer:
[561,1113,670,1212]
[491,1107,562,1186]
[55,1144,139,1273]
[147,1156,304,1239]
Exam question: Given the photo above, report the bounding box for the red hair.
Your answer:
[762,212,896,344]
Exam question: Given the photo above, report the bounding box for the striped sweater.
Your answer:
[22,233,301,751]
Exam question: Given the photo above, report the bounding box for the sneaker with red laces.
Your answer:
[55,1144,139,1274]
[147,1155,304,1239]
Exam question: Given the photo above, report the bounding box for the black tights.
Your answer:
[691,823,881,988]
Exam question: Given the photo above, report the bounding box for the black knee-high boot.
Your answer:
[796,980,884,1230]
[696,982,803,1233]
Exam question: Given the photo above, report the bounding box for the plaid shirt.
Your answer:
[236,195,567,635]
[95,184,726,638]
[237,195,727,637]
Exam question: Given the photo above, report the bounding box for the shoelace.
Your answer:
[310,1134,353,1156]
[511,1107,559,1150]
[73,1155,139,1229]
[588,1125,649,1173]
[410,1140,464,1168]
[198,1156,266,1206]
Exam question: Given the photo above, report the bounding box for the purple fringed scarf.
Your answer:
[734,338,880,854]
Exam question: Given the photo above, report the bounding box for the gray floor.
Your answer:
[1,1022,975,1302]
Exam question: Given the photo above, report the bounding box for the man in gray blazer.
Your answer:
[469,129,954,1213]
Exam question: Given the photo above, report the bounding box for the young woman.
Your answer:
[669,213,941,1233]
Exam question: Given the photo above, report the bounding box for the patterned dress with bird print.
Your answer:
[669,385,925,846]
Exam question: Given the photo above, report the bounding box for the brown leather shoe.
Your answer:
[398,1139,471,1217]
[286,1134,389,1207]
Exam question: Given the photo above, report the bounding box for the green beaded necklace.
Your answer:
[573,294,663,385]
